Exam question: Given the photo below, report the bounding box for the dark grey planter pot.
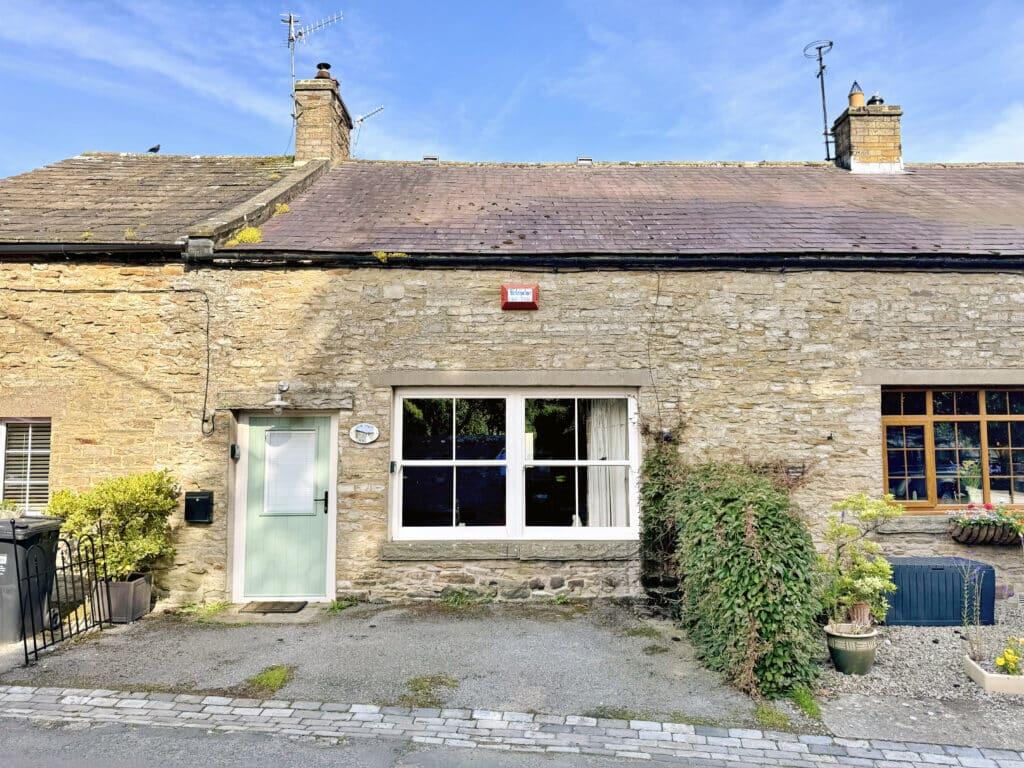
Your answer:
[97,574,153,624]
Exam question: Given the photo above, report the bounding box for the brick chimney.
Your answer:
[832,82,903,174]
[293,63,353,164]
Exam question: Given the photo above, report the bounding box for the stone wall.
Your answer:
[3,261,1024,602]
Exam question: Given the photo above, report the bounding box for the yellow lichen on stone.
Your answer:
[80,230,93,241]
[123,227,137,241]
[226,226,263,247]
[273,203,290,216]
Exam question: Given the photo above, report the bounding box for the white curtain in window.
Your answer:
[585,400,628,526]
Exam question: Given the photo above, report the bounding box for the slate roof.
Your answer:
[251,161,1024,257]
[0,153,295,245]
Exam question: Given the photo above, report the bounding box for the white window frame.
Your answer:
[389,387,641,541]
[0,418,52,514]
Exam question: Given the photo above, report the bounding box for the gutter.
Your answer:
[185,249,1024,273]
[0,242,183,259]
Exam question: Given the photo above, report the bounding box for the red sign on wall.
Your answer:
[501,283,539,310]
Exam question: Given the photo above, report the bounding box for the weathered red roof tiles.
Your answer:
[253,161,1024,256]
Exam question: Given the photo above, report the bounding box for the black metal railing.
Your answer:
[11,520,113,665]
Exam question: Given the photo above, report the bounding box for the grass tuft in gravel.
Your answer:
[177,601,230,623]
[787,685,822,719]
[326,597,358,614]
[623,625,661,640]
[754,702,792,731]
[642,643,670,655]
[394,675,458,708]
[241,665,294,697]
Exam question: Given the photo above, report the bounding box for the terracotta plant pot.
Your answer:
[825,623,879,675]
[949,522,1022,546]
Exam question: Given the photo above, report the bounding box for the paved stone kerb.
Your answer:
[1,686,1021,768]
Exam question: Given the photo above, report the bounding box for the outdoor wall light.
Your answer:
[265,381,291,414]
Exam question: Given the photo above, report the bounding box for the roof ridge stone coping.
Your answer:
[187,159,329,244]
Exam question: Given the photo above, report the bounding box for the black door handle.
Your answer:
[315,491,329,515]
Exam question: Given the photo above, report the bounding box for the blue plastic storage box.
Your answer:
[885,557,995,626]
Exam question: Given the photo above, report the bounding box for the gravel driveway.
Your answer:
[0,602,754,727]
[821,597,1024,750]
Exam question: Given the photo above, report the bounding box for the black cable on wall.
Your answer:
[0,286,215,436]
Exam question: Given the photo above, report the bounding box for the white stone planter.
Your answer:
[963,654,1024,694]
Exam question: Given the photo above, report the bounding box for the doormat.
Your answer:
[239,601,308,614]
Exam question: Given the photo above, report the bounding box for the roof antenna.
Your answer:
[352,105,385,156]
[282,11,344,140]
[803,40,834,161]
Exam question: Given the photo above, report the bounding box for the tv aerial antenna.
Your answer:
[352,105,385,155]
[282,11,344,86]
[803,40,834,161]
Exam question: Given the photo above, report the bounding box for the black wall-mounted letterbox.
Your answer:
[184,491,214,524]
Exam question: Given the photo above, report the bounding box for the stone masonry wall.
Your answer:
[2,261,1023,601]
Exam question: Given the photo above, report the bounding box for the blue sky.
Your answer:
[1,1,1022,178]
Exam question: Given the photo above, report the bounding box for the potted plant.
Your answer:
[49,470,178,623]
[818,493,902,674]
[948,503,1024,546]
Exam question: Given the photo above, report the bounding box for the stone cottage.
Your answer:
[1,65,1023,603]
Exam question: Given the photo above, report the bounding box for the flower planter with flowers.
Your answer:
[964,637,1024,694]
[948,504,1024,546]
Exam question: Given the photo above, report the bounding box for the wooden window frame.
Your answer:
[881,387,1024,513]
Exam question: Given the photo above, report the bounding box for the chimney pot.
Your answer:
[867,92,884,105]
[848,81,865,108]
[315,62,332,78]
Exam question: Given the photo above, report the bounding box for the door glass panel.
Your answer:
[263,431,316,515]
[402,467,453,526]
[525,466,575,525]
[577,399,628,461]
[577,466,629,526]
[455,399,506,460]
[403,399,453,460]
[455,467,506,526]
[525,399,575,460]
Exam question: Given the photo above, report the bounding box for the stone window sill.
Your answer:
[380,540,640,562]
[876,515,949,535]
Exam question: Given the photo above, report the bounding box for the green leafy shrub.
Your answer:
[49,470,179,579]
[673,463,819,698]
[817,493,901,624]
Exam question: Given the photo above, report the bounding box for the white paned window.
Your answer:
[391,389,640,541]
[1,421,52,514]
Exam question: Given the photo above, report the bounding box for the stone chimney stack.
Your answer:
[831,82,903,174]
[293,62,353,164]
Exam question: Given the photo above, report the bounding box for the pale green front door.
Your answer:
[244,415,331,598]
